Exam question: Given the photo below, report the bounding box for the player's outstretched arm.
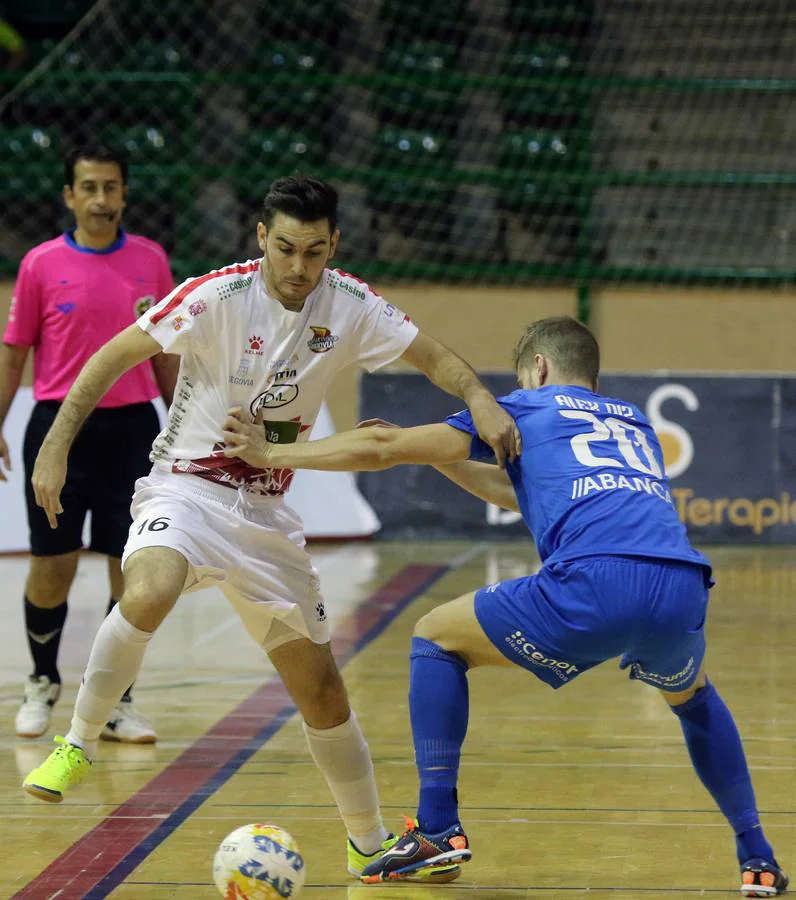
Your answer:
[222,409,472,471]
[32,325,164,527]
[433,460,519,512]
[401,332,522,467]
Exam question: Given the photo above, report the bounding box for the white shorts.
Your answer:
[121,466,330,652]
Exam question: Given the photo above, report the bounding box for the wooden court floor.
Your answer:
[1,542,794,898]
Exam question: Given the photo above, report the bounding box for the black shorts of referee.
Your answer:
[23,400,160,558]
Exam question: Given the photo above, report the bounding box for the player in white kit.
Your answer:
[23,174,520,879]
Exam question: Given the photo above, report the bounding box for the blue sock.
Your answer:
[409,637,469,834]
[671,680,775,865]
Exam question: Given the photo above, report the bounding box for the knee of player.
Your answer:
[661,669,709,708]
[28,553,79,597]
[413,610,443,643]
[118,589,171,633]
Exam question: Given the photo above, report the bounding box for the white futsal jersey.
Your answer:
[138,260,418,495]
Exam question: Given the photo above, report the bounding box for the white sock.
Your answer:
[66,605,153,758]
[303,712,388,854]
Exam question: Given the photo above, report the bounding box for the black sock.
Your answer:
[106,596,134,702]
[24,596,67,684]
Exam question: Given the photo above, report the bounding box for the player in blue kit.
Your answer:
[221,316,787,898]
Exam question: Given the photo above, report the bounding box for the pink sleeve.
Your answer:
[3,252,41,346]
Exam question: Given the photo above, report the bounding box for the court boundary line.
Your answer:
[121,883,743,894]
[12,562,449,900]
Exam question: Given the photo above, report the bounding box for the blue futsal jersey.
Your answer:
[446,384,709,573]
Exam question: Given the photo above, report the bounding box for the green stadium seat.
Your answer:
[502,40,579,78]
[383,41,459,77]
[369,178,455,242]
[370,125,456,240]
[103,125,177,164]
[244,128,326,196]
[121,83,192,120]
[0,126,63,199]
[256,0,347,44]
[500,129,576,173]
[258,42,322,74]
[378,0,471,42]
[246,128,324,167]
[18,40,86,107]
[122,39,190,72]
[373,178,454,210]
[246,42,334,128]
[506,0,594,37]
[372,127,453,175]
[499,82,583,130]
[498,129,579,216]
[257,0,342,24]
[24,38,84,69]
[499,41,585,127]
[122,176,182,258]
[373,85,462,134]
[112,40,193,116]
[373,41,462,133]
[2,124,63,161]
[123,153,187,252]
[100,126,178,203]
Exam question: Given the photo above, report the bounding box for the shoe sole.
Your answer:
[740,882,786,898]
[100,732,156,744]
[740,870,789,898]
[23,782,63,803]
[16,726,49,738]
[402,865,462,884]
[361,849,472,884]
[350,864,461,882]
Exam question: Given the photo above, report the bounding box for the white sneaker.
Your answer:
[101,698,157,744]
[15,675,61,738]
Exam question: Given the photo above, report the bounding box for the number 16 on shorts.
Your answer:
[135,517,171,535]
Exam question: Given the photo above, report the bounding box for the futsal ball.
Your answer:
[213,823,305,899]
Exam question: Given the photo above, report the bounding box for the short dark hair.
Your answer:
[513,316,600,385]
[64,144,128,187]
[261,173,338,232]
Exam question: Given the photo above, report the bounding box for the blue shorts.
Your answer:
[474,556,710,691]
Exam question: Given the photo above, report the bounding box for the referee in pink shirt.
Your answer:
[0,145,177,743]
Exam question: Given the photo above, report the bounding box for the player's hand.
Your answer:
[0,433,10,482]
[222,407,273,468]
[356,418,399,429]
[468,394,522,468]
[31,442,67,528]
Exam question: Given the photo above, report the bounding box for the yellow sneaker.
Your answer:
[348,835,400,877]
[22,736,92,803]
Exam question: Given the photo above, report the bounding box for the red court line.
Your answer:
[13,564,446,900]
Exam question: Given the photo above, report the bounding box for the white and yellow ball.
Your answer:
[213,823,305,899]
